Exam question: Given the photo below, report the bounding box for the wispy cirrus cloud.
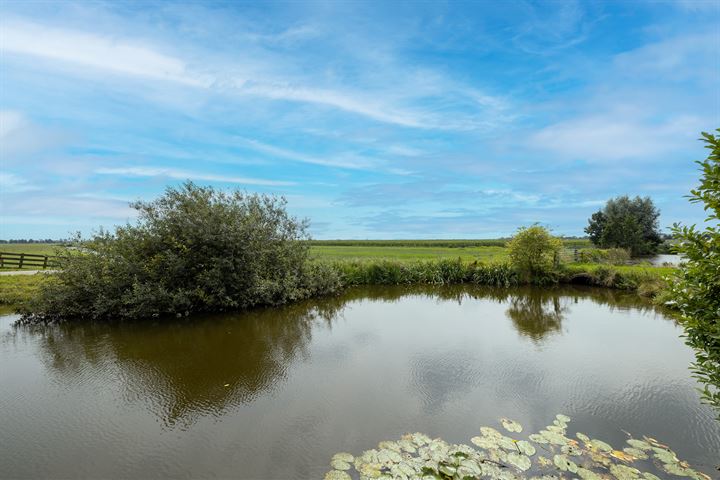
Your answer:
[95,167,295,186]
[529,114,706,161]
[1,20,209,86]
[0,17,507,131]
[1,1,717,238]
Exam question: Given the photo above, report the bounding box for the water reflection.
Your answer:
[5,285,665,428]
[15,301,343,428]
[2,285,716,479]
[506,293,567,342]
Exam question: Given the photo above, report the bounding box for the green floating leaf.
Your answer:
[577,432,590,443]
[610,464,641,480]
[330,459,351,471]
[589,438,613,453]
[623,447,648,460]
[507,451,532,471]
[578,467,603,480]
[323,470,351,480]
[332,452,354,463]
[501,417,523,433]
[626,438,652,451]
[553,454,578,473]
[517,440,536,456]
[556,414,571,423]
[326,414,711,480]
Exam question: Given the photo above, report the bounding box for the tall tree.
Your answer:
[585,196,662,255]
[668,129,720,415]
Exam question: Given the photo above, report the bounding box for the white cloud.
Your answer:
[0,110,70,159]
[95,166,295,186]
[1,20,209,86]
[0,19,505,130]
[529,114,705,161]
[240,83,426,128]
[0,110,27,138]
[235,137,374,169]
[0,172,40,193]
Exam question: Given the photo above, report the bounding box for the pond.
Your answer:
[0,285,717,478]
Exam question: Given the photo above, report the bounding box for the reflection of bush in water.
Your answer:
[506,293,567,341]
[16,299,345,428]
[13,285,664,427]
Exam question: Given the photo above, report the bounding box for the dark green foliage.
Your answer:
[21,182,342,322]
[668,129,720,414]
[586,196,662,256]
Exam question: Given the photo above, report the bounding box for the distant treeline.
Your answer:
[0,239,69,244]
[308,238,591,248]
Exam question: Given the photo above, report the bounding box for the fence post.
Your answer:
[19,253,25,269]
[574,249,578,262]
[43,255,48,269]
[0,252,3,268]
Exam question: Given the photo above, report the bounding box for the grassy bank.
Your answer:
[327,258,671,295]
[0,275,51,308]
[0,239,672,313]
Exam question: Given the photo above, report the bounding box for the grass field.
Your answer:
[0,274,49,307]
[310,238,590,262]
[0,243,64,256]
[310,245,509,262]
[0,243,64,270]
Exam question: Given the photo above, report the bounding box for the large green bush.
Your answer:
[586,196,662,255]
[668,129,720,413]
[21,182,341,322]
[506,225,562,281]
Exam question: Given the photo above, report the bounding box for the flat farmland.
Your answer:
[310,245,508,262]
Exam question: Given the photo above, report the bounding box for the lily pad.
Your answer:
[326,413,710,480]
[517,440,536,456]
[626,438,652,450]
[507,451,532,471]
[623,447,648,460]
[610,464,641,480]
[553,454,578,473]
[578,467,603,480]
[330,458,351,470]
[577,432,590,443]
[501,417,523,433]
[324,470,351,480]
[589,438,613,453]
[332,452,354,463]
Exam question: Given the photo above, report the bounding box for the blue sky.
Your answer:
[1,0,718,239]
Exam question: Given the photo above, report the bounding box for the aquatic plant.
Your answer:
[324,414,712,480]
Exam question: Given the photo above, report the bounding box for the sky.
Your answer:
[1,0,719,240]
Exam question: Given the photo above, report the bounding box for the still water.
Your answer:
[1,285,718,478]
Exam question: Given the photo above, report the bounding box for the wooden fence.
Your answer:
[0,252,58,269]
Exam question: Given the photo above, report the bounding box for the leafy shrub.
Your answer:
[507,225,563,281]
[21,182,341,322]
[667,129,720,414]
[577,248,630,265]
[586,196,662,255]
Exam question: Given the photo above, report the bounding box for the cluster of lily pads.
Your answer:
[324,414,712,480]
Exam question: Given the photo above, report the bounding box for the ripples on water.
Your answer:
[0,285,717,478]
